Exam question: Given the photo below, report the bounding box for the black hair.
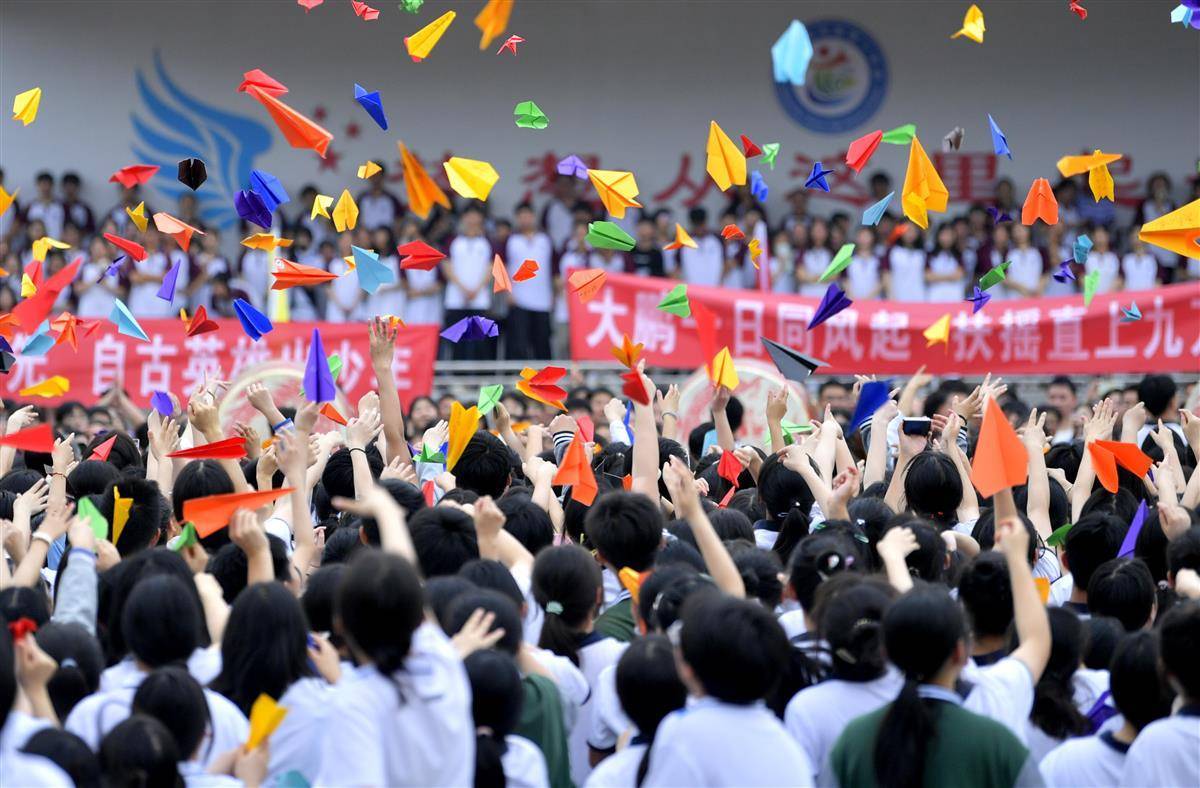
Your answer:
[34,622,104,721]
[455,432,513,499]
[496,492,555,556]
[756,454,815,562]
[381,478,428,517]
[83,432,143,473]
[1087,558,1156,631]
[98,715,182,788]
[1044,444,1082,484]
[463,650,524,788]
[447,589,523,655]
[321,446,384,501]
[21,729,101,788]
[1167,526,1200,579]
[679,592,790,704]
[531,545,601,666]
[1137,374,1176,418]
[726,487,764,524]
[302,564,344,647]
[1082,616,1124,670]
[458,559,524,610]
[1109,630,1174,731]
[584,492,662,572]
[820,578,893,682]
[0,627,11,730]
[958,552,1013,638]
[408,506,480,577]
[321,524,364,564]
[172,460,234,550]
[426,575,478,633]
[99,548,208,663]
[336,551,425,675]
[1030,607,1090,740]
[97,477,165,557]
[210,582,313,716]
[618,635,687,787]
[729,544,784,608]
[636,564,713,634]
[1063,513,1124,594]
[132,667,210,762]
[441,488,481,506]
[0,586,51,627]
[873,584,965,788]
[903,452,962,528]
[122,574,203,668]
[1048,375,1076,395]
[847,497,895,569]
[66,460,120,500]
[1158,600,1200,699]
[206,533,292,604]
[707,508,755,542]
[788,530,861,612]
[622,438,688,501]
[687,421,714,461]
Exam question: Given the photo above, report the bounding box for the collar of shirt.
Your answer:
[1099,730,1131,754]
[917,684,963,706]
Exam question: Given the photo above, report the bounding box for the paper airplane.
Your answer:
[157,259,182,303]
[987,206,1012,224]
[846,130,883,173]
[272,258,338,289]
[110,300,149,341]
[761,143,780,170]
[239,71,333,157]
[332,189,358,232]
[445,157,500,201]
[969,398,1028,497]
[1056,150,1123,177]
[1083,270,1100,307]
[125,202,148,232]
[491,254,512,293]
[398,240,445,270]
[0,185,17,218]
[741,135,762,157]
[19,375,69,398]
[568,269,607,303]
[1138,198,1200,260]
[588,169,642,218]
[1052,261,1076,283]
[943,126,965,151]
[1021,178,1059,225]
[761,337,825,381]
[497,34,524,55]
[517,366,567,410]
[923,314,951,348]
[862,192,894,226]
[585,221,635,251]
[350,0,379,20]
[109,165,160,188]
[1070,0,1088,20]
[235,189,272,229]
[807,284,852,330]
[820,243,855,283]
[901,137,949,229]
[311,194,333,220]
[31,236,69,263]
[750,170,769,202]
[177,158,207,190]
[350,246,395,294]
[966,286,991,313]
[153,212,203,253]
[513,258,538,281]
[804,161,834,192]
[357,161,382,180]
[663,223,697,251]
[771,20,813,84]
[987,114,1011,159]
[882,124,916,145]
[442,316,499,343]
[611,334,644,368]
[951,4,986,43]
[706,120,747,191]
[353,83,388,130]
[1121,302,1141,322]
[242,233,293,252]
[979,260,1010,290]
[474,0,513,49]
[186,305,219,336]
[721,224,745,241]
[514,100,549,129]
[304,329,336,403]
[710,347,739,390]
[233,298,273,341]
[848,381,892,435]
[12,87,41,125]
[657,283,691,317]
[405,10,456,61]
[397,141,451,218]
[477,384,504,416]
[556,154,588,179]
[1074,234,1093,264]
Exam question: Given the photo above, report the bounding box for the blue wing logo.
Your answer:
[131,50,273,229]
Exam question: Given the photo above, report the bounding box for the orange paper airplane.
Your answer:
[491,254,512,293]
[969,398,1028,498]
[568,268,607,303]
[271,258,339,289]
[663,223,697,251]
[153,212,204,253]
[552,432,597,506]
[319,403,347,426]
[901,136,949,229]
[513,259,539,281]
[517,366,568,411]
[1087,440,1152,493]
[1021,178,1058,226]
[610,334,643,368]
[240,72,332,158]
[397,141,451,219]
[184,488,294,538]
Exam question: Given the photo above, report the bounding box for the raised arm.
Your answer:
[994,506,1052,682]
[630,367,661,501]
[189,396,251,493]
[711,385,735,452]
[863,400,898,488]
[658,385,681,443]
[1018,409,1052,539]
[0,406,37,478]
[662,456,744,598]
[277,423,317,575]
[333,483,417,566]
[369,317,412,465]
[474,496,535,579]
[1071,400,1117,521]
[764,387,789,455]
[345,409,383,499]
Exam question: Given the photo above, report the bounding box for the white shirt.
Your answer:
[77,260,120,318]
[0,747,71,787]
[507,232,554,312]
[266,677,334,785]
[503,734,551,788]
[926,250,965,302]
[846,253,882,300]
[129,250,189,317]
[1004,247,1044,299]
[367,253,406,318]
[1120,712,1200,786]
[544,200,574,252]
[1084,251,1120,294]
[358,191,400,230]
[314,622,474,787]
[785,668,904,783]
[1040,732,1127,787]
[1121,252,1158,292]
[570,635,630,786]
[961,655,1036,743]
[799,248,832,297]
[179,760,242,787]
[0,710,50,753]
[887,247,926,301]
[444,235,493,310]
[588,664,632,754]
[325,255,362,321]
[100,647,221,692]
[403,265,443,325]
[26,199,65,239]
[644,698,814,787]
[677,235,724,287]
[584,742,647,788]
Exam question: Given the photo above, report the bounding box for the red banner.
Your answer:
[4,320,440,408]
[569,272,1200,374]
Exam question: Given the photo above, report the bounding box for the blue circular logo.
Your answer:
[774,19,888,135]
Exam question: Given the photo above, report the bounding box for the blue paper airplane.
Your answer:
[862,192,894,226]
[248,169,289,212]
[110,300,149,342]
[20,321,55,356]
[1052,260,1076,283]
[805,161,834,192]
[750,170,769,202]
[987,114,1012,159]
[233,298,273,341]
[848,380,893,435]
[1073,234,1093,264]
[1121,302,1141,322]
[771,20,813,85]
[351,245,396,294]
[235,189,272,230]
[354,83,389,131]
[807,283,852,330]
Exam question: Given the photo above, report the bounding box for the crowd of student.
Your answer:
[0,313,1197,787]
[0,166,1195,360]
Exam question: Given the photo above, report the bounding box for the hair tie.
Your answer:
[546,601,564,615]
[6,617,37,642]
[61,658,78,669]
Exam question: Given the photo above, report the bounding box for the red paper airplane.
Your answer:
[186,305,219,336]
[568,268,607,303]
[845,130,883,173]
[0,424,54,453]
[513,259,539,281]
[497,34,525,55]
[89,434,118,461]
[720,224,744,241]
[397,240,445,270]
[740,134,762,157]
[350,0,379,20]
[103,233,147,262]
[271,259,339,289]
[109,165,160,189]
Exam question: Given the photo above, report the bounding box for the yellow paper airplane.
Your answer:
[474,0,513,50]
[12,87,41,125]
[241,233,294,252]
[923,314,951,348]
[748,238,763,268]
[901,136,949,230]
[19,375,70,398]
[113,487,132,546]
[710,347,740,391]
[1139,198,1200,261]
[663,223,697,251]
[1056,150,1123,177]
[706,121,747,192]
[357,160,382,180]
[332,190,358,233]
[405,10,456,62]
[444,157,500,201]
[125,202,148,232]
[1089,165,1114,202]
[0,185,18,218]
[398,141,451,219]
[32,236,69,263]
[951,4,985,43]
[20,274,36,298]
[311,193,333,220]
[587,169,642,218]
[246,694,288,752]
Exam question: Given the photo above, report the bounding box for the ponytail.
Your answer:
[473,729,508,788]
[615,635,687,788]
[771,504,811,562]
[1031,608,1090,739]
[463,651,524,788]
[874,679,937,788]
[532,545,602,667]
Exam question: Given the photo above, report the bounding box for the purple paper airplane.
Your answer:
[304,328,336,403]
[556,154,588,179]
[804,161,834,192]
[235,189,272,229]
[1052,260,1076,283]
[441,315,500,343]
[807,283,853,330]
[966,285,991,314]
[150,390,174,417]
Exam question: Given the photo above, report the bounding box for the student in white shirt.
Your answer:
[797,218,833,298]
[847,227,884,301]
[65,575,249,767]
[886,224,927,302]
[925,224,966,302]
[673,208,724,287]
[643,595,815,787]
[1083,226,1121,295]
[126,231,176,317]
[1041,629,1174,787]
[506,203,555,360]
[464,650,550,788]
[74,236,123,318]
[1121,227,1161,292]
[367,226,406,320]
[1023,607,1093,761]
[531,545,628,785]
[325,235,362,322]
[398,220,444,326]
[316,550,475,787]
[585,635,686,788]
[1004,224,1046,299]
[770,229,797,294]
[0,627,72,787]
[785,577,902,784]
[442,207,496,361]
[355,168,405,231]
[24,172,65,239]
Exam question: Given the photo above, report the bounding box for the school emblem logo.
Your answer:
[774,20,888,135]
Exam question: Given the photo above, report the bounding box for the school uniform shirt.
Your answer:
[0,747,71,787]
[1003,247,1045,299]
[542,199,574,252]
[1047,573,1074,607]
[960,655,1036,743]
[25,199,66,238]
[778,608,807,640]
[403,265,443,325]
[583,741,647,787]
[315,622,474,787]
[508,231,555,313]
[356,190,404,230]
[926,250,966,302]
[887,247,927,302]
[1084,251,1120,294]
[0,710,51,752]
[100,648,221,692]
[847,252,883,300]
[644,698,814,787]
[178,760,242,787]
[799,248,833,297]
[588,664,633,755]
[1120,707,1200,786]
[785,668,905,783]
[530,646,589,736]
[676,235,724,287]
[367,253,406,318]
[325,256,363,321]
[503,734,551,788]
[128,250,189,317]
[771,243,797,294]
[569,633,630,786]
[1039,731,1127,787]
[444,235,493,311]
[265,677,334,785]
[65,679,248,768]
[1121,252,1159,291]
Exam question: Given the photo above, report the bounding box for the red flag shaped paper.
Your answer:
[845,130,883,173]
[11,256,83,329]
[969,398,1028,498]
[89,434,118,461]
[184,488,294,538]
[168,437,248,460]
[0,424,54,453]
[621,370,650,406]
[109,165,160,188]
[552,432,597,506]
